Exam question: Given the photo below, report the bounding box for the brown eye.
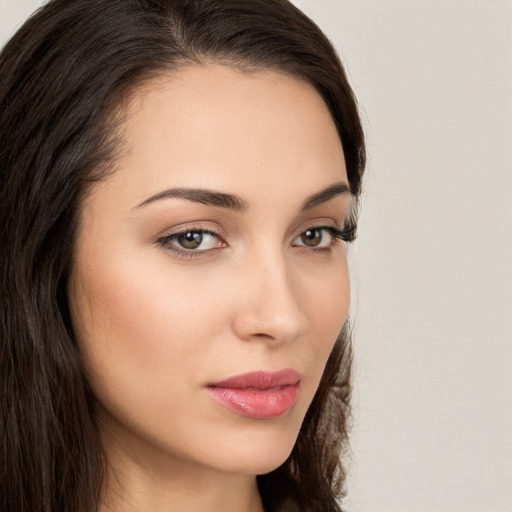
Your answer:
[177,231,203,249]
[300,228,323,247]
[158,229,223,254]
[292,227,339,249]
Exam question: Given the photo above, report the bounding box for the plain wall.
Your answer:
[295,1,512,511]
[2,1,511,511]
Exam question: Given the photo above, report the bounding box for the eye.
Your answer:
[292,225,352,249]
[293,227,333,248]
[157,228,225,256]
[175,231,212,250]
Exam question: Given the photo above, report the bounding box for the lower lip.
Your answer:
[205,384,299,419]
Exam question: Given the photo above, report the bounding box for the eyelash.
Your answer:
[156,225,224,260]
[156,223,355,260]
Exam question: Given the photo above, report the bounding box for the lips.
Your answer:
[205,369,301,419]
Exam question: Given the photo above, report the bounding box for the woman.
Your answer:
[0,1,365,511]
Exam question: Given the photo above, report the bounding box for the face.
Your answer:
[69,64,351,478]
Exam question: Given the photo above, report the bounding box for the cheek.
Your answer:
[70,247,203,408]
[292,253,350,397]
[69,251,235,458]
[305,252,350,339]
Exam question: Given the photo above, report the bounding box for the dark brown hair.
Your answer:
[0,1,365,511]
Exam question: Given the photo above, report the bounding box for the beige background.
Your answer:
[2,1,511,511]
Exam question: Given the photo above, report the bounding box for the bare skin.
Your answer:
[69,63,350,512]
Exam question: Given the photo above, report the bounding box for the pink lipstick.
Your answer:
[205,369,301,419]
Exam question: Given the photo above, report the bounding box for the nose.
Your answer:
[231,251,309,345]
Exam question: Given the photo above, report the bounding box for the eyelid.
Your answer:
[292,219,356,246]
[154,216,356,260]
[293,218,340,237]
[292,225,340,248]
[155,223,227,259]
[155,222,224,241]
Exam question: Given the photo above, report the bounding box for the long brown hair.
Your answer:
[0,1,365,511]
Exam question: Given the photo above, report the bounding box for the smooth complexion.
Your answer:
[69,64,351,512]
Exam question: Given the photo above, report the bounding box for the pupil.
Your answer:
[178,232,202,249]
[302,229,322,247]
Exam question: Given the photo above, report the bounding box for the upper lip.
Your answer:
[207,369,302,390]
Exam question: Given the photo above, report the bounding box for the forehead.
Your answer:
[92,64,347,209]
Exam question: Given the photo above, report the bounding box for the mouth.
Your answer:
[205,369,301,419]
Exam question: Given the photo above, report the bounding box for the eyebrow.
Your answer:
[136,187,249,212]
[301,182,350,211]
[135,181,350,212]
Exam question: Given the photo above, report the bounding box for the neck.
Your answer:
[100,469,264,512]
[97,418,265,512]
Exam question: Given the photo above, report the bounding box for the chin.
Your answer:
[211,445,295,477]
[198,419,301,476]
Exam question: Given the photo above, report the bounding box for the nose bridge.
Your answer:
[232,245,309,344]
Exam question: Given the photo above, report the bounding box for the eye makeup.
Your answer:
[155,220,355,261]
[156,223,227,260]
[292,224,354,248]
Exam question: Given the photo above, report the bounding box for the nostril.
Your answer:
[252,332,275,340]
